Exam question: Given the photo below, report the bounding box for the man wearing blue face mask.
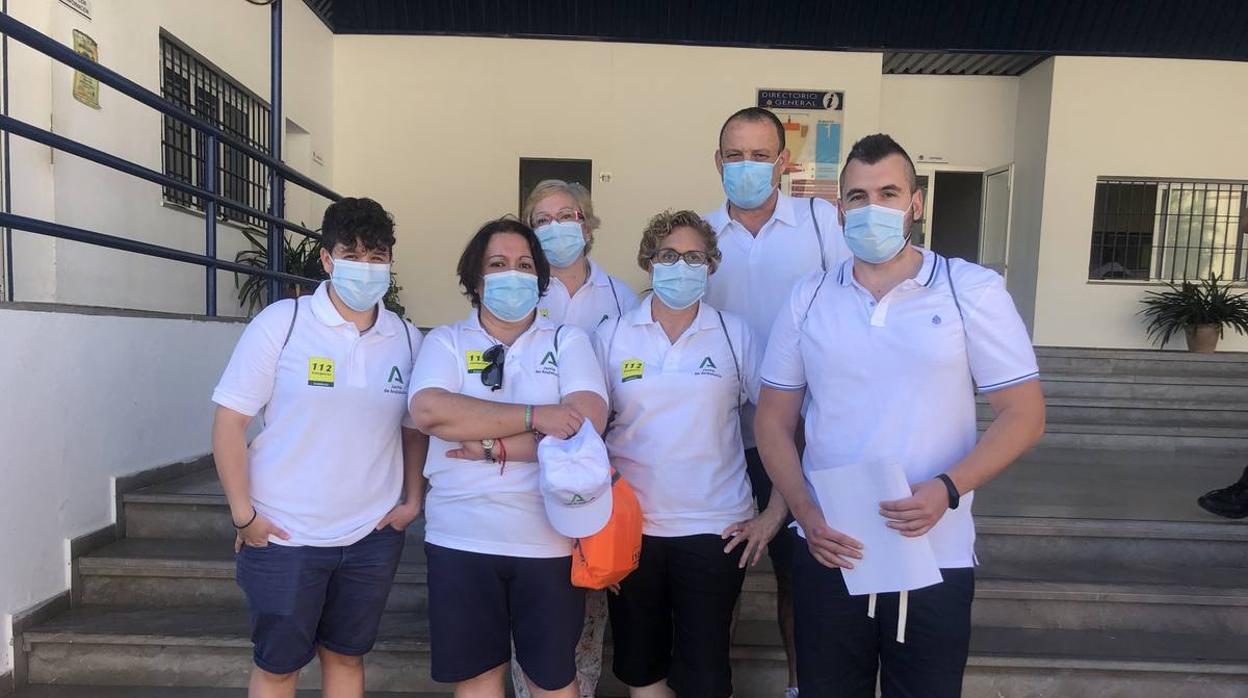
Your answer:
[704,107,852,698]
[754,135,1046,697]
[212,197,427,698]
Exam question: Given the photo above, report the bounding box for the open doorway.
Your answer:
[922,165,1012,276]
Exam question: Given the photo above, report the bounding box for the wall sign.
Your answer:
[71,29,100,109]
[59,0,92,21]
[757,88,845,201]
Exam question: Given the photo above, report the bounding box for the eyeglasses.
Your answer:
[481,344,506,392]
[531,208,583,228]
[649,249,712,267]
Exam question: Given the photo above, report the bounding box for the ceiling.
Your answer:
[302,0,1248,76]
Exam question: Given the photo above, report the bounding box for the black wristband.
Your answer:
[936,474,960,510]
[233,509,258,530]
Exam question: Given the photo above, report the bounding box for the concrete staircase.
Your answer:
[13,347,1248,697]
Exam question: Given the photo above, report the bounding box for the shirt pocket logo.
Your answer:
[537,351,559,377]
[308,358,335,387]
[621,359,644,382]
[383,365,406,395]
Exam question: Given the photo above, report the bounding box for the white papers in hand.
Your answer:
[807,463,943,596]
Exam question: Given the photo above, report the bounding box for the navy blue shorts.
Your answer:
[608,534,746,698]
[235,526,405,674]
[792,542,974,698]
[424,543,585,690]
[745,448,796,575]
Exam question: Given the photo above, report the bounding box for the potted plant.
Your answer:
[1138,274,1248,353]
[234,227,326,316]
[234,227,407,318]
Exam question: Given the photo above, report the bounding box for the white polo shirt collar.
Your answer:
[628,294,720,333]
[710,190,799,240]
[310,281,401,337]
[837,247,940,327]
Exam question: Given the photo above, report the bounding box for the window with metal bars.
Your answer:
[160,32,270,228]
[1089,178,1248,283]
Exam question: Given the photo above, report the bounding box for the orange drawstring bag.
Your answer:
[571,469,642,589]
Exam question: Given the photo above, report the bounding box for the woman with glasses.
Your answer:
[407,218,609,698]
[593,210,774,698]
[524,179,639,330]
[517,180,637,698]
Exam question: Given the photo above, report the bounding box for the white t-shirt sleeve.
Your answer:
[401,322,425,429]
[951,261,1040,393]
[555,325,609,401]
[760,272,825,392]
[408,325,462,399]
[211,299,296,417]
[591,320,618,399]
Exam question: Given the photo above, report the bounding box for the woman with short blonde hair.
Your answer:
[522,179,639,331]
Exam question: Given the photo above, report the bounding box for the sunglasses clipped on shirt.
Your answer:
[481,344,506,391]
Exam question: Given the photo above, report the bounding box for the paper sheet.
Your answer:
[807,463,943,596]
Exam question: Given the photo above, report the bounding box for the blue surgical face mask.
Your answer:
[651,260,708,311]
[722,159,778,210]
[330,258,391,312]
[482,269,540,322]
[843,203,913,264]
[535,221,587,268]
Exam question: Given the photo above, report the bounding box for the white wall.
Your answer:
[880,74,1018,169]
[1005,59,1055,332]
[7,0,334,316]
[0,306,244,673]
[333,36,883,327]
[1032,57,1248,350]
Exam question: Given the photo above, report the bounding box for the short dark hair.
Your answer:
[840,134,918,192]
[456,218,551,308]
[718,107,785,152]
[320,197,396,253]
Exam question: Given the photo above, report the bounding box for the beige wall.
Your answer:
[7,0,334,316]
[1032,57,1248,350]
[333,35,883,326]
[880,74,1018,169]
[1005,59,1055,331]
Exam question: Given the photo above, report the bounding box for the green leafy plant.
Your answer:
[1137,274,1248,346]
[233,227,407,319]
[234,227,325,316]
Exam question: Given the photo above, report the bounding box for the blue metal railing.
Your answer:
[0,2,340,315]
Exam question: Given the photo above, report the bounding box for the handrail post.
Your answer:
[204,134,218,316]
[2,0,13,302]
[266,0,284,307]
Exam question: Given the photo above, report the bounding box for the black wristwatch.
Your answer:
[936,474,960,510]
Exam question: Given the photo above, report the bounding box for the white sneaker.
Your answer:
[785,688,799,698]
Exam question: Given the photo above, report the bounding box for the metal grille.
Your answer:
[1089,178,1248,283]
[160,33,270,227]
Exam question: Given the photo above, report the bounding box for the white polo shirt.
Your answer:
[212,281,422,547]
[704,192,851,447]
[408,312,608,558]
[538,258,640,331]
[594,297,761,537]
[760,248,1038,568]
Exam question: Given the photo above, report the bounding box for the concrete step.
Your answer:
[78,538,429,611]
[975,516,1248,571]
[10,687,448,697]
[979,401,1248,428]
[80,529,1248,636]
[996,428,1248,455]
[22,607,436,692]
[24,608,1248,698]
[1035,346,1248,381]
[1038,376,1248,402]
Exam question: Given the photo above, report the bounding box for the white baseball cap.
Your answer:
[538,418,613,538]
